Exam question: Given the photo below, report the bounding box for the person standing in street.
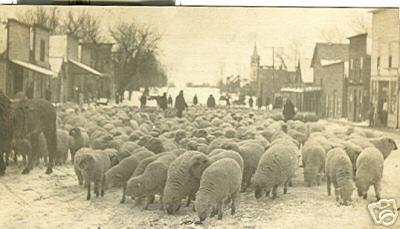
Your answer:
[226,95,230,107]
[175,90,188,118]
[140,93,147,109]
[168,95,173,107]
[249,97,254,108]
[159,92,168,111]
[207,94,216,108]
[283,99,295,122]
[369,102,375,127]
[257,97,262,109]
[193,94,198,106]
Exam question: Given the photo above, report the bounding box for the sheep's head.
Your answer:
[337,184,354,206]
[221,142,239,152]
[126,178,145,198]
[195,199,214,222]
[104,169,123,189]
[355,177,369,199]
[254,184,269,199]
[69,128,81,138]
[372,137,398,159]
[189,154,211,180]
[163,195,182,215]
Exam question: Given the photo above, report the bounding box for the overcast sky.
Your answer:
[0,6,372,86]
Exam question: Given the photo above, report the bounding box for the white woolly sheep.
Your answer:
[104,150,155,203]
[253,143,298,199]
[78,150,112,200]
[56,129,71,164]
[236,142,265,192]
[302,141,325,187]
[355,147,384,201]
[325,148,355,206]
[69,128,90,162]
[126,153,177,210]
[163,151,210,214]
[195,158,242,222]
[73,147,92,186]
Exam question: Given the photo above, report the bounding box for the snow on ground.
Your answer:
[1,124,400,228]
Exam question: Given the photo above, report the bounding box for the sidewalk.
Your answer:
[327,118,400,134]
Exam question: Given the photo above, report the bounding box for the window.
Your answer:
[360,57,363,69]
[389,56,392,68]
[40,40,45,61]
[377,56,380,69]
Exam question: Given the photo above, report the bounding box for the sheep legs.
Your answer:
[374,182,381,201]
[22,134,39,175]
[231,190,240,215]
[284,181,289,194]
[86,182,91,200]
[216,201,223,220]
[326,176,331,196]
[144,195,155,210]
[100,176,105,197]
[272,185,278,199]
[94,180,100,197]
[120,183,127,204]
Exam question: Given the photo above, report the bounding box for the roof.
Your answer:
[347,33,368,40]
[68,59,103,77]
[281,86,322,93]
[9,59,57,77]
[310,43,349,68]
[49,57,64,75]
[320,59,344,66]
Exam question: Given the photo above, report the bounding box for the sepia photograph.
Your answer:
[0,5,399,228]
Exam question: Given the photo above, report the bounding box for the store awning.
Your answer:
[68,59,103,77]
[10,59,57,77]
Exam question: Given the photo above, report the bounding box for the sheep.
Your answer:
[126,153,177,210]
[56,129,71,164]
[195,158,242,222]
[287,129,308,146]
[207,138,238,154]
[325,148,355,206]
[253,143,298,199]
[131,152,172,177]
[355,147,384,201]
[208,150,244,172]
[369,137,397,159]
[236,142,265,192]
[104,150,155,203]
[74,148,92,186]
[69,128,90,162]
[349,136,397,160]
[301,141,325,187]
[78,150,112,200]
[38,132,48,163]
[118,142,141,161]
[163,151,210,214]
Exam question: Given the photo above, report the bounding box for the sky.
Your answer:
[0,6,372,86]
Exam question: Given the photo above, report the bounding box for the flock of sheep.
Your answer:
[11,103,398,223]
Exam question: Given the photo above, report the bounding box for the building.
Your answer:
[79,42,114,99]
[49,34,102,103]
[310,42,349,118]
[370,9,400,128]
[0,19,56,99]
[251,44,302,108]
[346,33,371,122]
[280,86,322,113]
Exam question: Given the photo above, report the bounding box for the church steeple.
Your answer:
[252,43,258,57]
[250,43,260,82]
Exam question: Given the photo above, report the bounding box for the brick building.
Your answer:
[346,33,371,122]
[49,34,102,103]
[370,9,400,128]
[311,42,349,118]
[0,19,56,99]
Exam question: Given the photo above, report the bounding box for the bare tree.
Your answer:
[319,25,347,43]
[348,13,371,35]
[60,11,103,43]
[17,7,60,34]
[110,21,164,94]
